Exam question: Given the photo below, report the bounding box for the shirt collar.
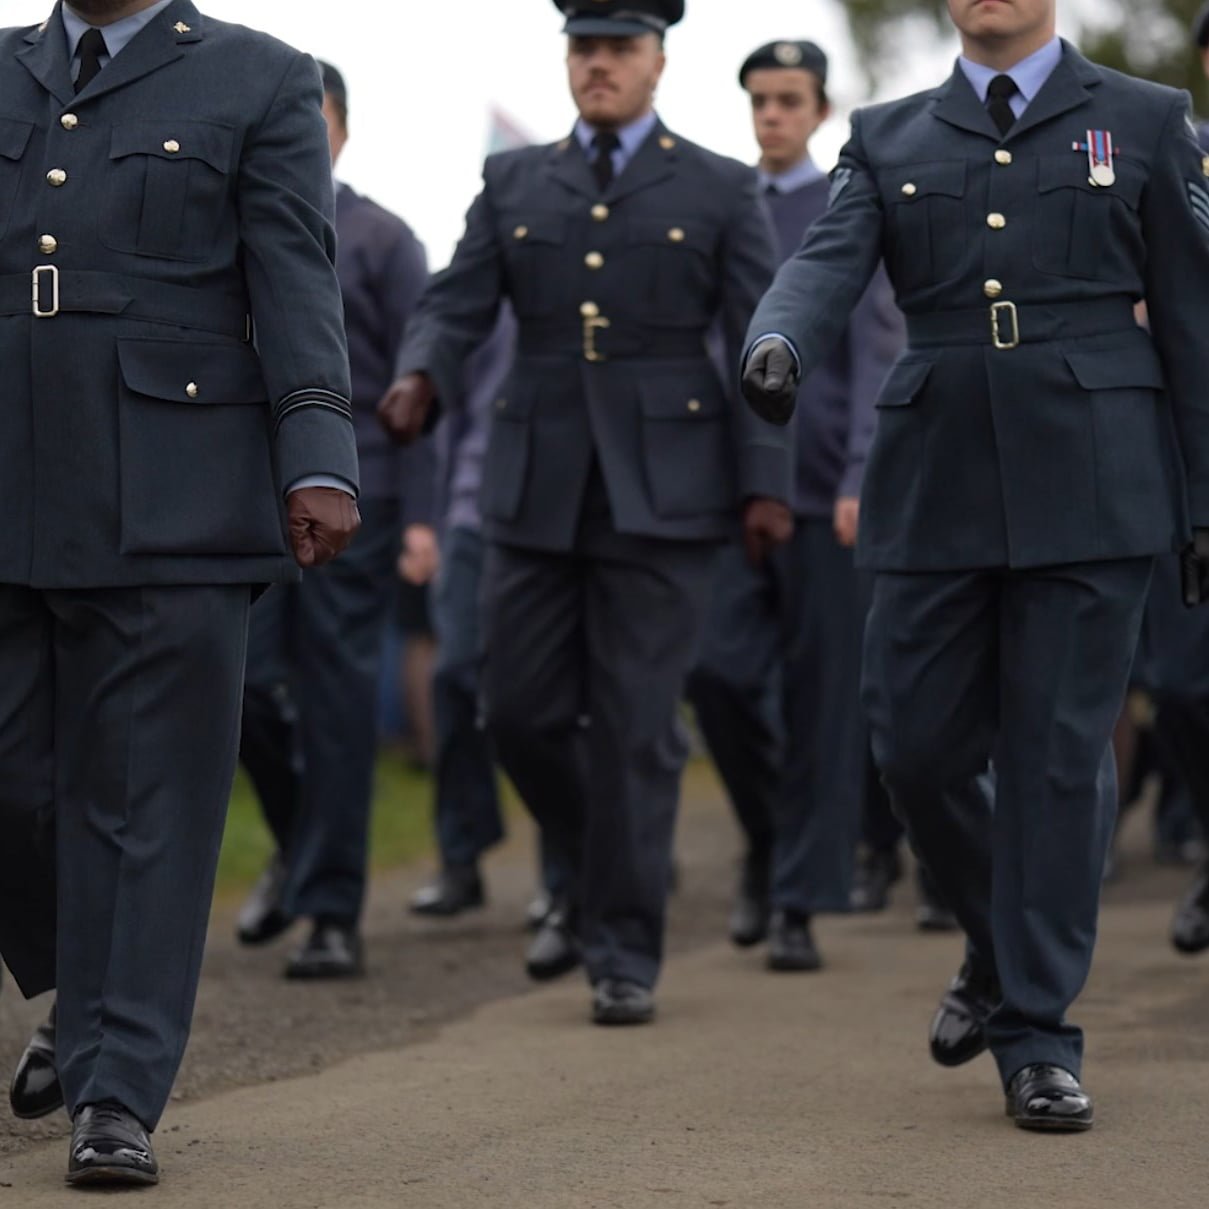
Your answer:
[574,110,660,159]
[62,0,176,60]
[758,155,826,195]
[958,35,1062,105]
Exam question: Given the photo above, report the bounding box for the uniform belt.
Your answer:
[905,297,1137,350]
[0,269,251,340]
[517,319,706,360]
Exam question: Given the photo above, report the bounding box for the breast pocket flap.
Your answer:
[0,118,34,161]
[118,339,267,405]
[882,160,966,203]
[109,121,234,171]
[637,377,725,420]
[1036,154,1145,208]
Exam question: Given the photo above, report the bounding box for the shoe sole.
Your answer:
[66,1166,160,1187]
[236,916,294,946]
[1007,1110,1094,1132]
[284,964,365,980]
[730,929,769,949]
[10,1097,65,1121]
[592,1010,655,1026]
[766,955,822,973]
[526,954,582,982]
[409,900,485,919]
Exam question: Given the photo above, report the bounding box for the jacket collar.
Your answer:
[547,119,679,204]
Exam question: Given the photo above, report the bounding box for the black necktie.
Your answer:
[592,132,621,193]
[75,27,108,94]
[986,73,1017,137]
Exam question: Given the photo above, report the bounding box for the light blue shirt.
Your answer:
[758,156,826,196]
[574,110,660,179]
[958,36,1063,119]
[62,0,174,74]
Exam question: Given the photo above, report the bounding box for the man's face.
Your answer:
[567,34,666,130]
[322,94,347,167]
[746,68,829,166]
[947,0,1056,43]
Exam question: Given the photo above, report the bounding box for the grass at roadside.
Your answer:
[215,751,438,898]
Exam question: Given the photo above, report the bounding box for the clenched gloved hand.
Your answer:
[743,497,795,568]
[741,337,800,426]
[288,487,360,569]
[377,372,436,445]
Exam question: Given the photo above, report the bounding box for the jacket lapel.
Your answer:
[547,133,598,202]
[16,2,75,107]
[930,67,1001,142]
[1004,41,1100,143]
[71,0,203,107]
[605,122,676,205]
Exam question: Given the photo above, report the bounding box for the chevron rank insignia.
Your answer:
[1188,181,1209,235]
[829,167,852,207]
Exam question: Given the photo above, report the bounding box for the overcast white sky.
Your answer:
[7,1,1087,266]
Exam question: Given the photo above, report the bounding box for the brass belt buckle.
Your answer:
[581,301,609,362]
[990,300,1019,350]
[32,264,59,318]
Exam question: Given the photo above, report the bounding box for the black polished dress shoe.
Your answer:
[10,1002,64,1120]
[849,846,902,913]
[524,891,553,932]
[929,959,1000,1067]
[592,979,655,1026]
[1171,864,1209,955]
[236,853,294,946]
[67,1102,159,1187]
[525,901,581,981]
[729,846,771,947]
[409,865,485,917]
[285,919,365,980]
[766,910,822,972]
[915,868,959,933]
[1005,1065,1094,1132]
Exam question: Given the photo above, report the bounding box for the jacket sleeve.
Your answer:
[1143,93,1209,527]
[717,169,793,504]
[395,165,507,417]
[379,225,430,382]
[839,264,903,500]
[237,53,358,494]
[744,110,886,382]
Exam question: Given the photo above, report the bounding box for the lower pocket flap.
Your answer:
[638,378,725,420]
[1065,346,1165,392]
[118,339,267,404]
[876,357,934,408]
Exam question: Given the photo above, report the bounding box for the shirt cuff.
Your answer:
[286,474,356,497]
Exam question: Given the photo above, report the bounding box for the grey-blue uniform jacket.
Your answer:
[0,0,358,589]
[747,42,1209,572]
[398,121,791,551]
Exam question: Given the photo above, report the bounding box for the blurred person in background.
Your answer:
[380,0,793,1025]
[686,39,905,971]
[235,60,432,980]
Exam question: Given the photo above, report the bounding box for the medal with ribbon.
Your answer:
[1072,129,1117,188]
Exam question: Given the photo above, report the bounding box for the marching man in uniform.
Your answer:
[743,0,1209,1130]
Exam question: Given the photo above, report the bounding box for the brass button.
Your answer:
[513,225,528,240]
[186,382,199,399]
[580,301,600,318]
[687,399,702,413]
[994,150,1012,166]
[668,227,685,243]
[163,139,181,154]
[591,203,609,222]
[38,235,58,255]
[659,136,676,150]
[901,182,917,197]
[585,251,604,270]
[987,212,1006,230]
[60,113,78,130]
[46,169,67,187]
[983,279,1004,299]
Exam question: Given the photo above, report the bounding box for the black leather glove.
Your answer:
[741,337,800,426]
[1181,528,1209,607]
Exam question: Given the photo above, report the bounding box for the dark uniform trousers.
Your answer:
[484,468,716,987]
[0,583,249,1128]
[687,523,865,913]
[744,42,1209,1083]
[240,497,400,924]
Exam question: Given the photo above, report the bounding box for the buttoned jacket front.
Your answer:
[0,0,358,589]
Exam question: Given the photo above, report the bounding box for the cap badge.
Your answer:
[774,43,803,67]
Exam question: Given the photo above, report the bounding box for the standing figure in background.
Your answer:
[380,0,792,1025]
[236,60,432,979]
[743,0,1209,1130]
[1,1,358,1185]
[687,39,904,971]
